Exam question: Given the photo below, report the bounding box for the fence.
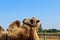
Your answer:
[38,33,60,40]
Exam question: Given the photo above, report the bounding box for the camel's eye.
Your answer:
[30,19,34,24]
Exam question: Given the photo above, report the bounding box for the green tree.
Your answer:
[38,24,42,32]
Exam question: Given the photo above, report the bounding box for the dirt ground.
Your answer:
[38,34,60,40]
[39,37,59,40]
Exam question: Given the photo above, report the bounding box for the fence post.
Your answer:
[59,35,60,40]
[44,31,46,40]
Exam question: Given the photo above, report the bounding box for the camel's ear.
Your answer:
[22,19,26,23]
[37,20,40,23]
[0,26,2,28]
[9,20,20,28]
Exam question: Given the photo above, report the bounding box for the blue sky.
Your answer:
[0,0,60,30]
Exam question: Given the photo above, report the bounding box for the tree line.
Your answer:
[38,24,60,33]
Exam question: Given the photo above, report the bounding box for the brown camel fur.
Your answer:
[7,17,40,40]
[0,26,6,40]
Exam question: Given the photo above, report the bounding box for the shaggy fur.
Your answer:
[7,20,20,32]
[7,17,40,40]
[22,17,40,40]
[0,26,6,40]
[7,20,30,40]
[28,28,39,40]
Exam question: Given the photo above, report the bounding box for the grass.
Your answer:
[38,32,60,34]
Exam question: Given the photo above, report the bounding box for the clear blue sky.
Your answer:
[0,0,60,30]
